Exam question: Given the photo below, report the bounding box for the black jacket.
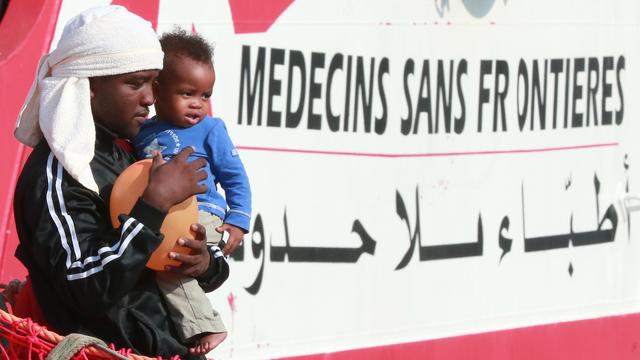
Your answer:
[14,124,228,359]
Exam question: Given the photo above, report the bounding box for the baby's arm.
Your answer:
[207,120,252,255]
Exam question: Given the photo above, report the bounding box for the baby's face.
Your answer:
[155,57,215,127]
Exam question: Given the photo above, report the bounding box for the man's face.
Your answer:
[90,70,159,139]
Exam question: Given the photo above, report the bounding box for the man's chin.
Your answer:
[125,121,146,139]
[118,127,139,140]
[126,130,140,140]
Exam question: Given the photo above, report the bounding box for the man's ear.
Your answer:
[152,80,160,102]
[89,78,96,99]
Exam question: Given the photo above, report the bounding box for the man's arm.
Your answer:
[21,167,164,317]
[20,147,210,317]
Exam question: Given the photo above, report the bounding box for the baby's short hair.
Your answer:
[159,28,214,67]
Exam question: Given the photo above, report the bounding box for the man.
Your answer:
[12,6,233,359]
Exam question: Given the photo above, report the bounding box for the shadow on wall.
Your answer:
[0,1,9,22]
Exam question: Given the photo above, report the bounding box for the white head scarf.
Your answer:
[14,5,163,192]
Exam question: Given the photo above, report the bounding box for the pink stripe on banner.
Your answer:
[281,312,640,360]
[237,142,618,158]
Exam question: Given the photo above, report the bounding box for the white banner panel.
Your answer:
[50,0,640,358]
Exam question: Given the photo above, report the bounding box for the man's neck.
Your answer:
[94,122,118,142]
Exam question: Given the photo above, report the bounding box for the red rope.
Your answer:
[0,309,179,359]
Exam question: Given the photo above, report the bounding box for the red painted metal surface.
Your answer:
[228,0,294,33]
[0,0,63,283]
[111,0,160,30]
[283,313,640,360]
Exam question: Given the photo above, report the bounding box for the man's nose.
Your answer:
[140,84,155,106]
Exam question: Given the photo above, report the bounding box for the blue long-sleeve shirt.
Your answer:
[133,116,252,232]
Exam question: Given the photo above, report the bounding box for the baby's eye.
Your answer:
[203,93,211,100]
[182,92,192,97]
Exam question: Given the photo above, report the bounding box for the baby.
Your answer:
[133,28,252,355]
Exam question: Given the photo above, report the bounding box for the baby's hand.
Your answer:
[216,224,244,256]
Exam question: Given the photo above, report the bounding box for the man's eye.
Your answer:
[128,81,144,89]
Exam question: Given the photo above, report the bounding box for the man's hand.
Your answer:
[165,223,210,277]
[142,148,207,212]
[216,223,245,256]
